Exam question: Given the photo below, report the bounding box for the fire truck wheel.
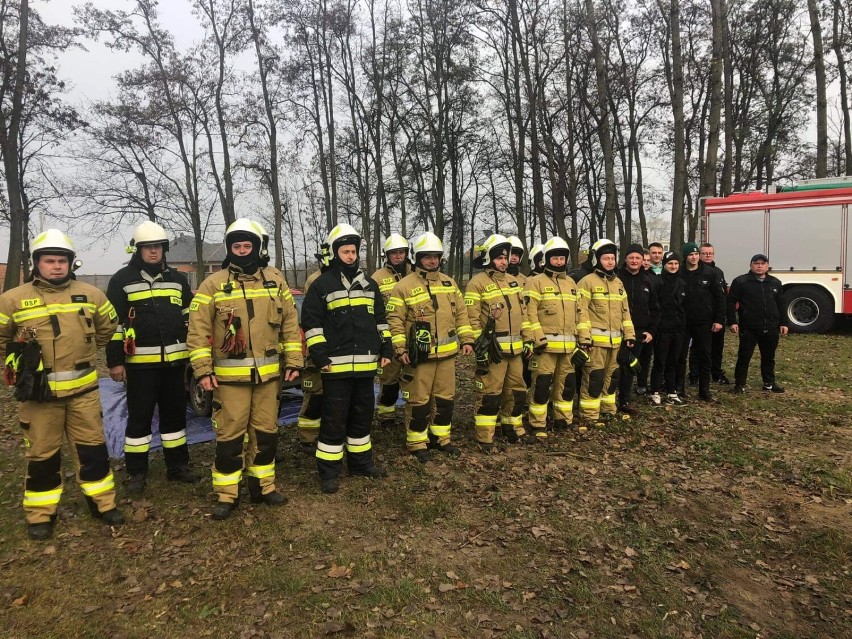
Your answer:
[781,285,835,334]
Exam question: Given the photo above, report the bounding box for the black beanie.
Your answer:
[625,243,644,258]
[662,251,681,266]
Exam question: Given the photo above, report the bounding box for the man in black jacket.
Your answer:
[301,223,392,494]
[617,244,660,414]
[688,243,731,384]
[107,222,201,495]
[727,254,788,393]
[677,242,725,402]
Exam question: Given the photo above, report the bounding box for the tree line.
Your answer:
[2,0,851,288]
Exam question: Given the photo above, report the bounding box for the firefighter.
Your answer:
[386,232,475,462]
[576,239,636,428]
[300,224,392,494]
[465,234,531,450]
[616,244,660,415]
[294,244,330,455]
[528,243,545,276]
[524,237,582,438]
[106,221,200,495]
[0,230,124,540]
[188,218,303,520]
[506,235,527,288]
[371,233,412,425]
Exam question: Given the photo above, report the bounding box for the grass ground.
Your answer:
[0,328,849,638]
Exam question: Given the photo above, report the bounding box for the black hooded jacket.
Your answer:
[656,270,687,333]
[679,261,726,326]
[617,265,661,336]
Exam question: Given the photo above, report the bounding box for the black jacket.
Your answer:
[301,263,392,378]
[726,272,787,331]
[679,262,725,325]
[617,266,661,336]
[656,271,687,333]
[106,256,192,368]
[706,260,728,290]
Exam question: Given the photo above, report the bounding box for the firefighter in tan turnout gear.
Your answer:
[506,235,527,288]
[295,245,330,454]
[465,234,532,450]
[525,237,583,439]
[386,232,475,462]
[0,230,124,540]
[577,239,636,428]
[188,218,303,520]
[371,233,412,424]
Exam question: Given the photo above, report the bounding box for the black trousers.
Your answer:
[651,331,685,394]
[734,328,780,386]
[125,366,189,476]
[678,324,713,394]
[317,376,375,481]
[690,328,725,380]
[637,340,653,389]
[618,339,646,406]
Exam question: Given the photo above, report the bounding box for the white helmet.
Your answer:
[474,233,511,267]
[31,229,75,261]
[590,238,618,267]
[529,243,545,269]
[225,218,265,246]
[411,231,443,263]
[383,233,408,255]
[129,221,169,253]
[327,223,361,254]
[542,237,570,263]
[507,235,525,259]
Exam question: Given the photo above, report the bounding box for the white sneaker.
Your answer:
[649,392,661,406]
[666,393,684,406]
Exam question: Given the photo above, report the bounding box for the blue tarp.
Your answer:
[98,379,305,459]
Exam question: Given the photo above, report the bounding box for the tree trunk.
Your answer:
[809,0,828,177]
[700,0,724,201]
[663,0,686,250]
[2,0,29,290]
[720,0,734,195]
[833,0,852,174]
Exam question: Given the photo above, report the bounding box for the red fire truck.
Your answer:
[702,177,852,333]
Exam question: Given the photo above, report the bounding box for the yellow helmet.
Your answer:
[474,233,511,267]
[225,218,264,246]
[529,242,545,269]
[591,238,617,267]
[327,223,361,254]
[412,232,443,260]
[31,229,75,261]
[383,233,409,254]
[507,235,525,259]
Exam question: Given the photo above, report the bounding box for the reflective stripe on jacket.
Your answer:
[464,270,530,356]
[525,270,581,353]
[577,270,636,348]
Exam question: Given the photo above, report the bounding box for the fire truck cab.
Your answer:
[703,176,852,333]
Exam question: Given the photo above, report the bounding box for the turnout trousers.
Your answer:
[124,366,189,476]
[19,390,117,525]
[399,357,456,453]
[528,352,575,437]
[315,376,375,481]
[297,369,323,445]
[580,346,619,422]
[734,328,780,387]
[211,380,279,504]
[376,358,402,422]
[473,354,526,444]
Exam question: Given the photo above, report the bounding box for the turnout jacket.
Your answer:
[679,262,726,326]
[0,276,117,399]
[371,262,412,304]
[524,269,582,353]
[726,272,787,331]
[464,269,531,356]
[187,265,302,384]
[577,269,636,348]
[656,271,687,333]
[300,264,392,378]
[106,257,193,368]
[617,266,661,337]
[386,268,475,361]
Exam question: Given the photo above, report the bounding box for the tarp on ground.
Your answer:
[98,379,305,459]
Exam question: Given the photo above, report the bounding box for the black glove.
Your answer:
[534,340,548,355]
[628,354,641,376]
[571,347,590,368]
[14,340,50,403]
[617,344,632,366]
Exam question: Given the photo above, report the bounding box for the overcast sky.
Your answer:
[1,0,206,274]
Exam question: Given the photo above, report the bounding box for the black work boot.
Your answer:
[255,491,288,506]
[125,474,147,496]
[435,443,461,456]
[300,442,316,456]
[411,449,433,463]
[167,465,201,483]
[321,478,340,494]
[351,466,388,479]
[100,509,126,526]
[27,514,57,541]
[501,425,519,444]
[212,501,238,520]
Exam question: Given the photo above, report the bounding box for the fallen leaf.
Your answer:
[327,564,351,579]
[624,547,638,558]
[42,546,56,556]
[438,583,456,592]
[11,595,28,607]
[446,570,459,580]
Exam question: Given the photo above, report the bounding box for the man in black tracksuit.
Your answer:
[727,254,788,393]
[617,244,660,413]
[677,242,725,402]
[689,243,731,385]
[300,223,392,494]
[107,222,201,494]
